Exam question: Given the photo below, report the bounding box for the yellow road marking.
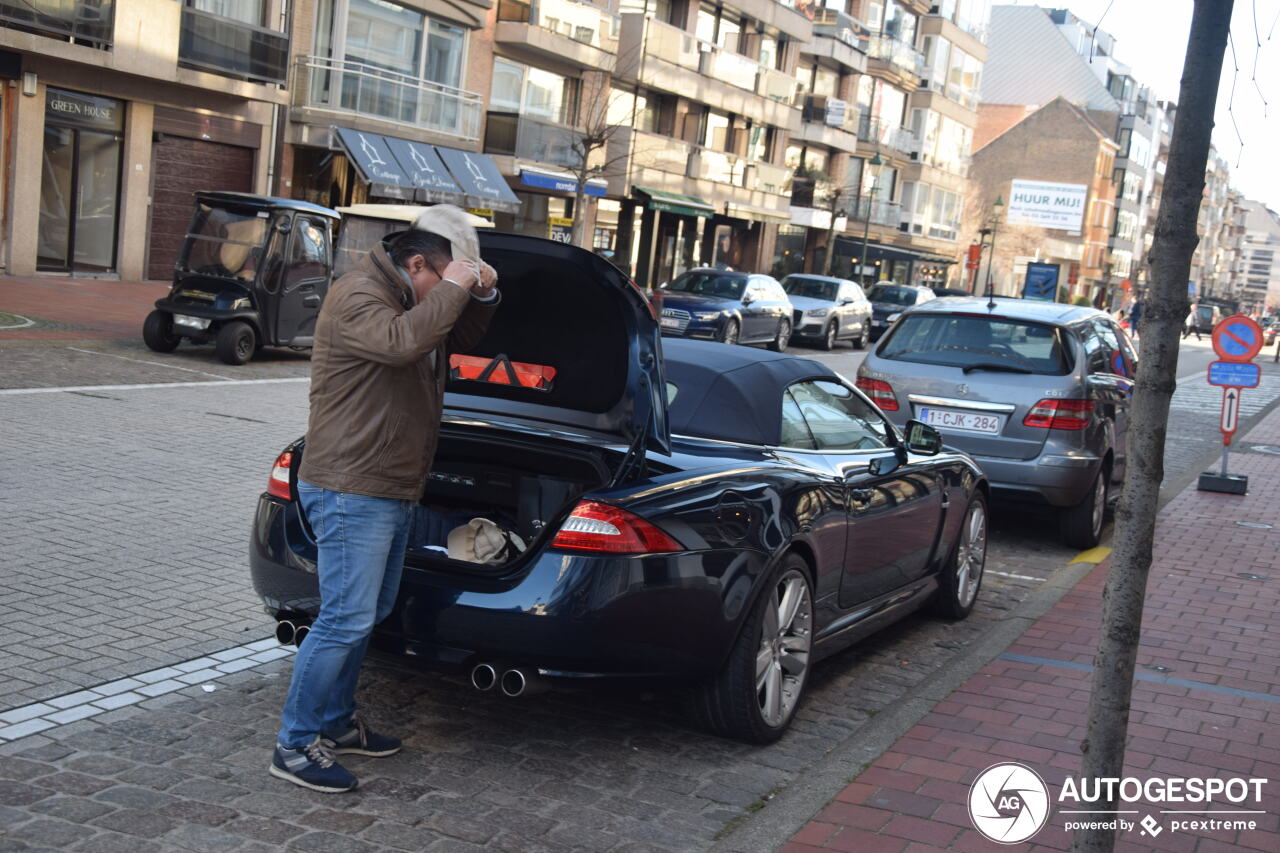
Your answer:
[1069,546,1112,565]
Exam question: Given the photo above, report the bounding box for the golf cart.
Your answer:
[143,192,340,365]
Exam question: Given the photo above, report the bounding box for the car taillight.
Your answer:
[550,501,682,554]
[267,451,293,500]
[856,377,899,411]
[1023,399,1094,430]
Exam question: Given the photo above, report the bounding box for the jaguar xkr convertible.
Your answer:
[250,232,989,743]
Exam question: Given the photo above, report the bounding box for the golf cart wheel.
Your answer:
[216,321,257,366]
[142,310,181,353]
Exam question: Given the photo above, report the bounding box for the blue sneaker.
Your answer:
[269,738,357,793]
[322,713,401,757]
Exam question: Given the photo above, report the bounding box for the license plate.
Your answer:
[919,407,1002,434]
[173,314,209,330]
[660,316,681,329]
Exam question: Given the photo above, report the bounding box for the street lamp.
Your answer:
[983,195,1005,298]
[857,152,885,289]
[970,227,991,294]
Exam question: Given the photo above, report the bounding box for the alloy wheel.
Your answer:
[723,320,739,346]
[955,500,987,609]
[755,570,812,727]
[825,322,837,349]
[1090,473,1107,539]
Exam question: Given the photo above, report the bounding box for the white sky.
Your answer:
[1006,0,1280,211]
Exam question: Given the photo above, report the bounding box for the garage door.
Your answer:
[147,136,255,281]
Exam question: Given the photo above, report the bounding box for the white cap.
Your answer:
[411,204,480,262]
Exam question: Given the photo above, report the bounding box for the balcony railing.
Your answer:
[640,17,799,106]
[811,8,869,53]
[622,128,693,177]
[846,198,902,228]
[496,0,619,52]
[867,35,925,77]
[295,55,484,143]
[0,0,113,48]
[689,147,790,194]
[179,8,289,84]
[484,112,582,169]
[855,112,918,155]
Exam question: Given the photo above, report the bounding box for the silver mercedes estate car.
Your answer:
[857,297,1136,548]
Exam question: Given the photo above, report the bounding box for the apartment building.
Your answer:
[778,0,988,290]
[4,0,291,279]
[1239,199,1280,314]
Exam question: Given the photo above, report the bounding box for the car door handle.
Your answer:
[850,488,874,503]
[303,295,321,307]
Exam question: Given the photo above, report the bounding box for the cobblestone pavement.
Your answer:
[0,335,1274,852]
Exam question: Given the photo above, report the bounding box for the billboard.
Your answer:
[1006,180,1088,231]
[1023,262,1061,301]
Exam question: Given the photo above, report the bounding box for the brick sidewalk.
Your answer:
[784,414,1280,851]
[0,276,169,341]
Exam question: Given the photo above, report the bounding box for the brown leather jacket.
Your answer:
[298,242,497,500]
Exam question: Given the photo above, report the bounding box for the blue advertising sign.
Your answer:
[1207,360,1261,388]
[1023,262,1060,301]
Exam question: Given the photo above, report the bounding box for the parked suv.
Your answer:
[780,274,872,349]
[857,297,1136,547]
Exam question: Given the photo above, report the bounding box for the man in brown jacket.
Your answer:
[271,206,498,793]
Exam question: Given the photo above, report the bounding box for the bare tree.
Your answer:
[1073,3,1234,852]
[564,72,639,248]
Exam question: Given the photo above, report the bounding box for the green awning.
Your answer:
[634,186,714,218]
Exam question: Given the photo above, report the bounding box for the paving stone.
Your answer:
[0,759,54,782]
[13,745,72,764]
[113,765,189,790]
[0,804,30,828]
[283,831,380,853]
[223,815,308,845]
[28,795,116,823]
[70,833,163,853]
[92,785,178,811]
[89,807,179,839]
[360,821,440,851]
[4,817,96,848]
[61,756,133,778]
[0,780,54,807]
[32,772,115,798]
[152,799,240,828]
[166,777,251,804]
[420,812,496,845]
[300,808,377,833]
[155,823,248,853]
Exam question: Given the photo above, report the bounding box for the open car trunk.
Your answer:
[405,426,611,573]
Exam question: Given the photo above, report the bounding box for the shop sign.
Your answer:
[548,217,574,243]
[1023,262,1060,301]
[1006,179,1087,231]
[45,87,123,131]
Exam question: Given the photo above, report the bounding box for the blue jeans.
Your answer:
[278,480,413,748]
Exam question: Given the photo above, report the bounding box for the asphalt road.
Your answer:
[1,333,1277,850]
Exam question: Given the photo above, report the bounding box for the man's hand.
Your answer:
[473,260,498,299]
[442,259,480,290]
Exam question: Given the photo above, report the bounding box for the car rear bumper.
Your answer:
[972,452,1102,507]
[250,495,755,680]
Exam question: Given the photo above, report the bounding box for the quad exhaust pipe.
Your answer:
[469,662,548,697]
[274,619,311,647]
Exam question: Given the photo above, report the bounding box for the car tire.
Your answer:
[931,492,988,620]
[142,310,181,353]
[852,328,866,349]
[1062,467,1108,549]
[768,319,791,352]
[692,554,813,744]
[720,319,740,346]
[216,320,257,366]
[821,321,838,351]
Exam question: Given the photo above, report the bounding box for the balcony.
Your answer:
[294,55,484,143]
[484,112,582,170]
[178,8,289,84]
[494,0,619,71]
[0,0,113,48]
[866,35,925,80]
[855,112,918,156]
[846,198,902,228]
[804,9,869,72]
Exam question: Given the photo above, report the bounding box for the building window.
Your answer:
[193,0,264,26]
[490,58,575,124]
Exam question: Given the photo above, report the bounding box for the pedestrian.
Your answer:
[1183,305,1202,340]
[271,205,500,793]
[1128,298,1143,338]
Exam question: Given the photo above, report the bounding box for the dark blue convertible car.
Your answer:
[250,234,989,742]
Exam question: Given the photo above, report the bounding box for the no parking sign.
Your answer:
[1199,315,1262,494]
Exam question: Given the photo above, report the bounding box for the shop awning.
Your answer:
[634,186,714,218]
[520,167,607,197]
[435,145,522,213]
[333,127,521,213]
[833,236,954,265]
[724,201,792,224]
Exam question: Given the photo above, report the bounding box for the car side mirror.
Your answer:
[275,219,292,233]
[904,420,943,455]
[741,294,754,305]
[840,296,854,304]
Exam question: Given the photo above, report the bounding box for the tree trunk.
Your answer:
[1072,3,1233,852]
[570,187,591,248]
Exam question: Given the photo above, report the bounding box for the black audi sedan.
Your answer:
[656,268,793,350]
[251,233,989,743]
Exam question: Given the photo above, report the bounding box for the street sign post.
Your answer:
[1198,315,1260,495]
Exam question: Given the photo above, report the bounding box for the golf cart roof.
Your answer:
[193,191,340,220]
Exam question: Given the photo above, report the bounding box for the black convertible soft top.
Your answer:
[662,339,839,446]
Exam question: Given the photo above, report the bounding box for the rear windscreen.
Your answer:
[880,314,1074,375]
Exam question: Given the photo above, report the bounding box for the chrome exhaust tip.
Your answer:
[499,667,548,698]
[470,662,498,691]
[292,625,309,647]
[274,620,296,646]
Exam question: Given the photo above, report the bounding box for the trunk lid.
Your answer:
[446,231,670,457]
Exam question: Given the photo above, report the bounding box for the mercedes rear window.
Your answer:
[879,314,1074,376]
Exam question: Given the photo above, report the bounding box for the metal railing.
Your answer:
[854,112,919,155]
[178,8,289,84]
[640,17,798,106]
[811,8,869,52]
[484,112,582,169]
[496,0,619,52]
[0,0,113,48]
[689,147,791,194]
[294,55,484,143]
[845,198,902,228]
[620,128,693,177]
[867,35,925,77]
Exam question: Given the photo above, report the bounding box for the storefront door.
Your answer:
[38,88,124,273]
